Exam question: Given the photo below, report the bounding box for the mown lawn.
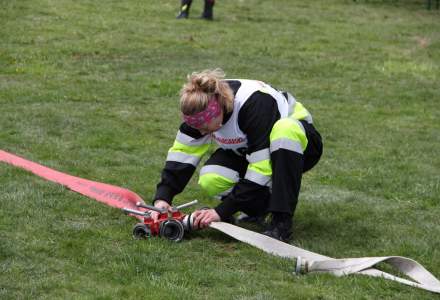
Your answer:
[1,0,439,299]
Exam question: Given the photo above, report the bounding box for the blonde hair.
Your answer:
[180,68,234,115]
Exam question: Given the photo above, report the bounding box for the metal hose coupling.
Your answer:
[182,205,210,232]
[294,256,310,275]
[182,213,196,232]
[159,219,185,242]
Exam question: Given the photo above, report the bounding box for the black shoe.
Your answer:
[262,215,292,242]
[200,14,213,20]
[176,11,189,19]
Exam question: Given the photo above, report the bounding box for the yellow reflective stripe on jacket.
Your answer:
[175,131,211,147]
[169,140,210,158]
[166,152,200,166]
[167,140,210,166]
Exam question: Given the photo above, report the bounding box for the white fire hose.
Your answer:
[210,222,440,294]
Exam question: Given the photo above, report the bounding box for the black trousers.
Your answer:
[200,121,323,217]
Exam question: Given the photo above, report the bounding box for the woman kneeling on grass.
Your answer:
[152,69,323,242]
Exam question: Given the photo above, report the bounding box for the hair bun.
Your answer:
[180,68,234,115]
[190,76,212,93]
[189,69,224,94]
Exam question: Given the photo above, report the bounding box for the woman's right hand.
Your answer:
[151,200,172,222]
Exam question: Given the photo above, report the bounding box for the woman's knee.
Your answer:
[198,165,239,197]
[270,118,308,154]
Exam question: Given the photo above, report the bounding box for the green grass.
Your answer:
[1,0,439,299]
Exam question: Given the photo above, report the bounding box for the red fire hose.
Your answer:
[0,150,143,220]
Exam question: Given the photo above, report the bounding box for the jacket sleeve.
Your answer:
[214,91,280,219]
[154,123,211,205]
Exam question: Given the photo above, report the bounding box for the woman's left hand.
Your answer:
[192,208,221,229]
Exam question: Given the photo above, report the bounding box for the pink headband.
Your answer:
[183,97,222,128]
